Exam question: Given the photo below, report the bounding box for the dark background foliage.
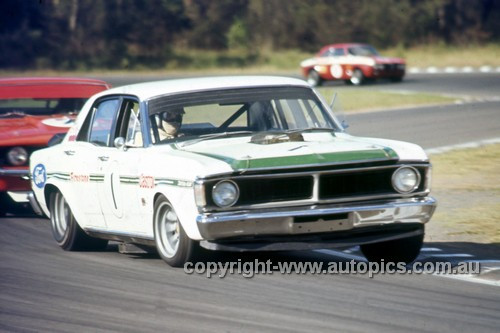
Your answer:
[1,0,498,69]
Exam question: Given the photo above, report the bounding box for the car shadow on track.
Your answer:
[110,241,499,279]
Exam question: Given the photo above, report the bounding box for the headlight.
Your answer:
[212,180,239,208]
[392,166,420,194]
[7,147,28,166]
[397,64,406,70]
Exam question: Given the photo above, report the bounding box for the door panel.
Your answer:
[96,98,143,232]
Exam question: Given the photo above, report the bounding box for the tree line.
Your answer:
[1,0,498,69]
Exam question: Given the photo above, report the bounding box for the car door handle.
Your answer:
[98,156,109,161]
[64,150,75,156]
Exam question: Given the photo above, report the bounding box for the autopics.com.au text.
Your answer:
[184,259,480,278]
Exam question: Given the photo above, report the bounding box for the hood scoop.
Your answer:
[250,131,304,145]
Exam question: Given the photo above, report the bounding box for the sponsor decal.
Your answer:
[70,172,90,182]
[120,175,192,188]
[330,64,343,79]
[139,174,155,189]
[176,180,193,187]
[32,164,47,188]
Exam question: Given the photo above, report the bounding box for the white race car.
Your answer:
[30,76,436,267]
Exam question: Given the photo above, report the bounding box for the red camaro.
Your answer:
[0,77,110,215]
[300,43,405,86]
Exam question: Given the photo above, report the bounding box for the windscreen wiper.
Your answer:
[285,127,336,134]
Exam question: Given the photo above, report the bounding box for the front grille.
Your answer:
[203,164,429,210]
[384,64,397,71]
[320,169,394,199]
[205,176,313,207]
[320,167,427,199]
[238,176,313,204]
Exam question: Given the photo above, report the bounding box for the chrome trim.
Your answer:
[391,166,421,194]
[6,191,30,203]
[199,163,429,182]
[197,163,431,212]
[28,192,44,216]
[224,157,400,174]
[196,197,436,240]
[0,168,30,177]
[200,190,430,213]
[312,173,320,202]
[196,158,419,180]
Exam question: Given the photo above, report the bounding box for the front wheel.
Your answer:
[153,196,198,267]
[49,191,108,251]
[307,70,322,87]
[350,68,365,86]
[360,231,424,264]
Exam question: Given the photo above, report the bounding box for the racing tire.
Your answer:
[307,70,322,87]
[49,191,108,251]
[360,230,424,264]
[350,68,365,86]
[153,196,199,267]
[390,76,403,83]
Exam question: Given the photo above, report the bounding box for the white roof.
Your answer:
[94,76,310,101]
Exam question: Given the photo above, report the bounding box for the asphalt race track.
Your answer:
[1,73,499,332]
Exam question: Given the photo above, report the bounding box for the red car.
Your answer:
[300,43,405,86]
[0,77,110,215]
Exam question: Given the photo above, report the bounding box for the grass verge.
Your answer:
[164,43,500,70]
[385,43,500,68]
[316,87,457,112]
[426,144,500,243]
[3,43,498,75]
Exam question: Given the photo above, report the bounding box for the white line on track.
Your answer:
[420,247,443,252]
[315,249,499,287]
[313,249,367,262]
[425,137,500,155]
[409,66,500,74]
[433,273,500,287]
[424,253,475,258]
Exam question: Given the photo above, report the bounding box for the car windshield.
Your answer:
[348,45,379,56]
[147,86,341,144]
[0,98,87,117]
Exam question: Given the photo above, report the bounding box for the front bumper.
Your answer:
[196,197,436,241]
[0,168,30,192]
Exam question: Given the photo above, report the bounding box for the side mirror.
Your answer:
[114,137,126,150]
[341,119,350,130]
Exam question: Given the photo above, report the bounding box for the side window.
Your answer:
[320,48,334,57]
[89,99,120,146]
[333,48,345,56]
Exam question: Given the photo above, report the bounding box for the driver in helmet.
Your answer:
[158,107,185,140]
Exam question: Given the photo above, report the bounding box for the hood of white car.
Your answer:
[175,133,401,171]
